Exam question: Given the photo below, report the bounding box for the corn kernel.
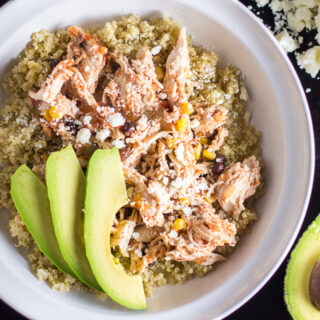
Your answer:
[134,193,142,210]
[112,256,120,265]
[166,136,176,149]
[205,195,215,204]
[42,110,51,121]
[177,115,189,133]
[200,137,209,145]
[180,197,190,206]
[49,106,62,120]
[155,66,164,81]
[193,144,202,160]
[181,102,193,115]
[202,149,216,160]
[173,218,187,231]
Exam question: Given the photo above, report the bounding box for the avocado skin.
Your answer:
[10,164,74,276]
[46,145,101,291]
[284,214,320,319]
[84,148,146,310]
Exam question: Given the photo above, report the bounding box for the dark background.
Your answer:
[0,0,319,319]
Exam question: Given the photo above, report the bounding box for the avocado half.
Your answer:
[10,165,74,276]
[84,148,146,310]
[46,145,101,291]
[284,214,320,319]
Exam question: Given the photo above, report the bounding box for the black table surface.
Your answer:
[0,0,319,319]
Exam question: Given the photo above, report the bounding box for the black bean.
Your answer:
[79,41,87,50]
[65,119,80,135]
[211,154,225,175]
[50,59,60,69]
[211,162,224,175]
[123,122,135,136]
[215,153,225,164]
[148,261,156,267]
[211,129,218,140]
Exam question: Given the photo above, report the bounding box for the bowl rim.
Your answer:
[217,2,315,318]
[0,0,315,319]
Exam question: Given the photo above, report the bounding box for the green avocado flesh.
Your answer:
[10,165,74,276]
[284,214,320,319]
[46,145,101,291]
[84,148,146,310]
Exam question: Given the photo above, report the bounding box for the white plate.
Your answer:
[0,0,315,319]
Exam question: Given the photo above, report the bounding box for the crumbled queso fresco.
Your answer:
[76,128,91,144]
[254,0,320,78]
[108,113,125,127]
[96,128,110,142]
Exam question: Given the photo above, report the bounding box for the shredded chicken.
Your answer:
[67,66,98,108]
[194,253,226,266]
[161,201,236,263]
[213,156,261,220]
[110,220,136,257]
[163,27,190,107]
[104,49,163,114]
[157,140,170,174]
[209,128,228,152]
[139,180,171,227]
[133,225,163,243]
[122,130,169,168]
[67,26,108,93]
[54,94,77,118]
[30,60,74,103]
[123,166,147,186]
[138,239,166,272]
[124,167,170,228]
[126,116,161,145]
[192,105,228,138]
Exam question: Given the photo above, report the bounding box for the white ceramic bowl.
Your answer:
[0,0,315,319]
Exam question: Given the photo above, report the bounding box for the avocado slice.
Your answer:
[84,148,146,310]
[46,145,101,291]
[10,165,74,276]
[284,214,320,319]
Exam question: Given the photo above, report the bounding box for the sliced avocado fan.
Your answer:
[284,214,320,319]
[46,145,101,291]
[10,165,74,276]
[84,148,146,310]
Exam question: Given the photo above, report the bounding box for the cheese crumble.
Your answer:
[76,128,91,144]
[151,45,162,55]
[96,128,110,142]
[112,139,125,149]
[109,113,125,127]
[82,115,92,125]
[253,0,320,77]
[174,143,185,164]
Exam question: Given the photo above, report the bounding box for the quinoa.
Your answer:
[0,15,264,298]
